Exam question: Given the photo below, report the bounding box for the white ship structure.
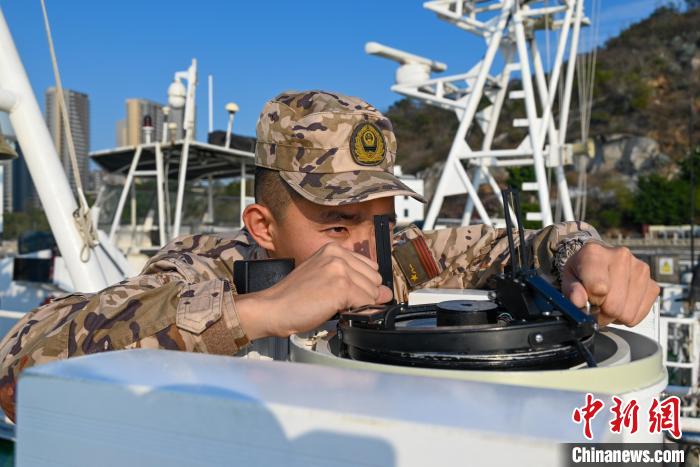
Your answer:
[0,1,697,466]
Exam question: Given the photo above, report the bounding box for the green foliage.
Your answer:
[678,146,700,181]
[385,99,458,173]
[594,68,614,87]
[632,174,692,225]
[506,166,535,189]
[520,201,541,230]
[627,75,653,110]
[3,209,50,240]
[574,151,696,230]
[621,147,700,227]
[597,209,622,228]
[574,177,636,230]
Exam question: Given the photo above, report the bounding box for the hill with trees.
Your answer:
[385,3,700,233]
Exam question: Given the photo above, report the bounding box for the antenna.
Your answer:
[208,74,214,134]
[502,189,519,276]
[512,190,529,269]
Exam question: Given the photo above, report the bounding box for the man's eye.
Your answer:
[326,226,348,234]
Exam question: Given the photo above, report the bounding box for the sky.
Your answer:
[0,0,669,153]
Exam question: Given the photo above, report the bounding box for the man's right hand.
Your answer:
[235,243,393,340]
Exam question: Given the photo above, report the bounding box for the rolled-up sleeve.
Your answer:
[391,221,602,301]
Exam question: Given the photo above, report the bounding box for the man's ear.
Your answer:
[242,203,277,252]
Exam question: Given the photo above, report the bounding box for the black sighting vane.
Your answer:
[497,189,598,367]
[501,188,528,274]
[374,215,395,305]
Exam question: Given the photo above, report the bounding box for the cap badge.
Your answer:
[350,122,386,166]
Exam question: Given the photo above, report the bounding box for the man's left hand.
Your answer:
[560,242,660,327]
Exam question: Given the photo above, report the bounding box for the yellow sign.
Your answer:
[659,257,674,275]
[350,122,385,166]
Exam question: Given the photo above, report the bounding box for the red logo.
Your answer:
[648,396,681,439]
[572,393,605,440]
[573,394,682,440]
[610,396,639,434]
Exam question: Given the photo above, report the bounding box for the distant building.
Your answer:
[0,112,39,213]
[114,98,187,148]
[393,165,425,226]
[45,87,90,193]
[1,159,11,214]
[0,112,15,214]
[115,119,127,147]
[125,98,164,145]
[11,150,39,212]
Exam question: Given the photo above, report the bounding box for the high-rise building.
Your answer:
[45,87,90,193]
[115,119,127,147]
[117,98,186,147]
[125,98,164,145]
[2,160,11,214]
[11,150,38,212]
[0,112,39,213]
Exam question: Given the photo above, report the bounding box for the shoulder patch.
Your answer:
[350,122,386,166]
[393,236,442,287]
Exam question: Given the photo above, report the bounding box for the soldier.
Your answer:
[0,90,659,422]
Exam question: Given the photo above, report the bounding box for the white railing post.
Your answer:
[154,143,167,247]
[109,146,143,243]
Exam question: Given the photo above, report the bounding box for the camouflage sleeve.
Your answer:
[0,252,250,422]
[392,221,601,302]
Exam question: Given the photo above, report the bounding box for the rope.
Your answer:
[544,0,551,71]
[573,0,601,221]
[40,0,99,262]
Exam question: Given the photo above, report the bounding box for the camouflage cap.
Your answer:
[255,90,426,206]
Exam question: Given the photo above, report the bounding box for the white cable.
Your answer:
[544,0,551,72]
[40,0,99,262]
[574,0,601,222]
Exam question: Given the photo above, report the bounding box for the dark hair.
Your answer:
[253,166,301,219]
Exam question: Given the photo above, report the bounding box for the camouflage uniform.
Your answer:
[0,91,599,421]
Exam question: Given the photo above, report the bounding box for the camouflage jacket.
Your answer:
[0,221,599,421]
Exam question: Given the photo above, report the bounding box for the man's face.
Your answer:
[269,196,396,265]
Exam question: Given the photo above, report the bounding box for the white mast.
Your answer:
[0,8,127,292]
[171,59,197,238]
[368,0,587,229]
